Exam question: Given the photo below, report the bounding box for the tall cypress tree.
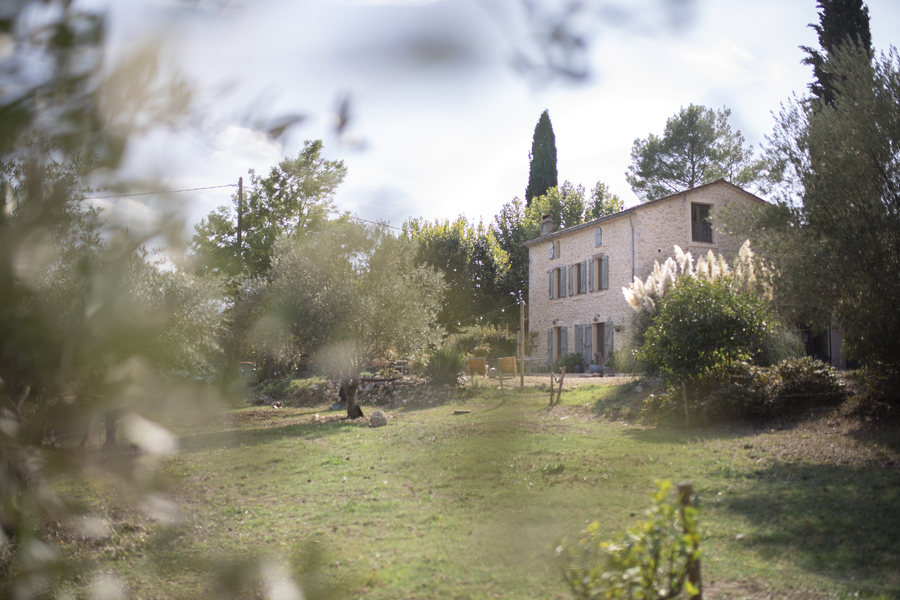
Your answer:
[801,0,872,106]
[525,109,558,206]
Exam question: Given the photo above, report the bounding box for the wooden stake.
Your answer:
[682,380,690,427]
[557,367,566,405]
[549,372,556,406]
[678,481,702,600]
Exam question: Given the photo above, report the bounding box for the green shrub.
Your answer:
[613,311,656,375]
[424,348,466,386]
[641,357,846,426]
[640,386,694,426]
[557,480,701,600]
[405,349,430,376]
[553,352,585,373]
[639,277,774,381]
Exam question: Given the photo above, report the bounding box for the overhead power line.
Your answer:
[84,184,237,201]
[84,182,403,231]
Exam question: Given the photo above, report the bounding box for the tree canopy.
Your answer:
[759,44,900,392]
[626,105,770,201]
[402,216,511,332]
[801,0,872,106]
[190,140,346,280]
[240,219,445,417]
[493,180,617,307]
[586,181,624,219]
[525,109,558,206]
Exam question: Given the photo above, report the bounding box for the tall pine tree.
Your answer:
[525,110,558,206]
[801,0,872,106]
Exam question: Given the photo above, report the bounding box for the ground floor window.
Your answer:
[591,321,614,365]
[547,325,568,364]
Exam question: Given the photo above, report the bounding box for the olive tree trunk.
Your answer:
[343,377,364,419]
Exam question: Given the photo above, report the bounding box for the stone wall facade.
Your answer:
[525,179,765,367]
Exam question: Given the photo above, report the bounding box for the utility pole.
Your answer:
[236,176,243,267]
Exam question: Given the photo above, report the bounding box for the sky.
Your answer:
[93,0,900,240]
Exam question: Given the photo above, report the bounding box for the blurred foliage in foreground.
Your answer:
[557,480,701,600]
[0,3,229,597]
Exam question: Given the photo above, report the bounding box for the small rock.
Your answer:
[735,533,746,541]
[363,383,375,393]
[311,414,321,423]
[369,410,388,427]
[635,385,643,393]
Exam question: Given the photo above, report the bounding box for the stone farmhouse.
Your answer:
[523,179,767,369]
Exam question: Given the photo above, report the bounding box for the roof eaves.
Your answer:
[522,179,768,247]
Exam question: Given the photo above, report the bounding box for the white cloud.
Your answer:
[91,197,164,236]
[212,126,283,174]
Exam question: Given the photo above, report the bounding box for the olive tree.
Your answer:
[257,220,445,418]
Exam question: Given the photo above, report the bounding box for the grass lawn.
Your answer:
[50,380,900,599]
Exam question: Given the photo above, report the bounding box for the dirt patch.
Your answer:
[468,374,639,390]
[743,414,900,469]
[704,578,825,600]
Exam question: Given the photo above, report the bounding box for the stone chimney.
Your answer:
[540,214,553,236]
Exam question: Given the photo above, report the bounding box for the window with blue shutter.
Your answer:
[549,270,553,299]
[588,259,594,292]
[580,261,587,294]
[547,329,552,365]
[575,324,583,360]
[560,326,568,357]
[600,255,609,290]
[559,267,566,297]
[584,323,593,364]
[594,227,602,247]
[568,265,574,296]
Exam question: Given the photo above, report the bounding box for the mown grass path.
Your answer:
[101,384,900,599]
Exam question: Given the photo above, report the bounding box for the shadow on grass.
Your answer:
[178,413,370,452]
[847,423,900,458]
[620,425,766,445]
[719,461,900,597]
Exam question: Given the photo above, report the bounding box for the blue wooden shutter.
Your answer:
[605,321,614,362]
[575,324,583,359]
[568,265,574,296]
[588,259,594,292]
[584,324,593,364]
[549,270,553,299]
[580,261,587,294]
[594,227,602,247]
[547,329,552,365]
[600,255,609,290]
[560,326,568,357]
[560,266,566,297]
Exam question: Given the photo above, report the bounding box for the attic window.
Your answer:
[691,203,713,243]
[594,227,602,247]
